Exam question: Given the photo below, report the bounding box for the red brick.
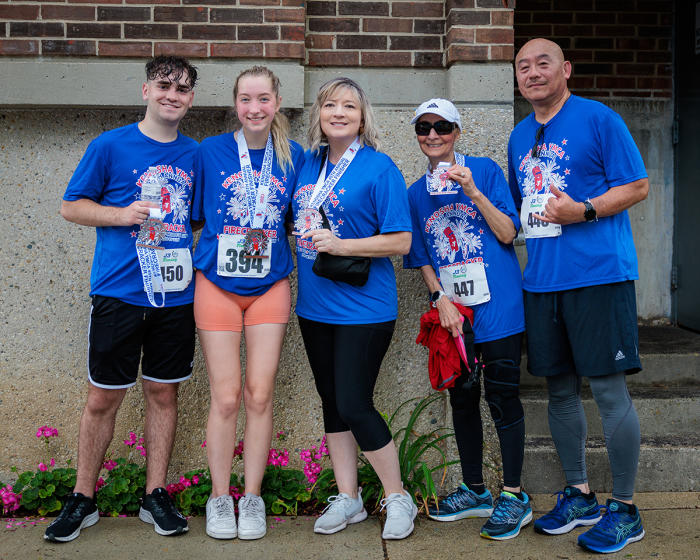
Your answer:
[125,24,179,39]
[574,62,613,74]
[41,5,95,21]
[67,23,121,38]
[393,2,443,18]
[306,34,334,49]
[447,11,489,26]
[638,25,671,38]
[596,77,635,89]
[615,38,656,50]
[239,0,280,5]
[99,41,152,57]
[238,25,279,40]
[155,41,208,57]
[98,7,150,21]
[594,50,633,62]
[0,39,39,55]
[516,23,553,36]
[414,20,444,35]
[617,63,655,75]
[612,91,652,97]
[414,51,443,67]
[618,12,658,24]
[0,5,39,20]
[575,37,613,49]
[364,18,413,33]
[338,2,388,16]
[514,10,530,24]
[636,0,672,10]
[42,39,96,55]
[489,44,513,60]
[337,34,386,49]
[594,25,636,37]
[73,0,121,3]
[652,91,671,98]
[264,41,304,58]
[210,8,263,23]
[391,35,440,50]
[361,51,411,66]
[491,10,513,26]
[264,8,305,22]
[530,10,571,23]
[126,0,177,3]
[281,24,305,40]
[636,50,671,63]
[10,22,64,37]
[552,0,591,10]
[210,42,264,57]
[568,76,594,89]
[566,49,594,62]
[183,0,239,4]
[308,50,358,66]
[447,28,474,44]
[155,7,208,23]
[308,18,359,32]
[182,25,236,40]
[281,0,305,6]
[475,28,513,44]
[552,24,593,36]
[637,77,671,89]
[447,44,488,63]
[307,1,336,16]
[476,0,505,7]
[575,12,613,24]
[446,0,475,10]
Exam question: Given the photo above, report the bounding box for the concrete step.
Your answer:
[521,387,700,438]
[522,435,700,493]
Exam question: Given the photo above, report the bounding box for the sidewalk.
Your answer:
[1,493,697,560]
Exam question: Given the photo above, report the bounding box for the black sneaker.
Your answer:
[44,492,99,542]
[139,487,188,536]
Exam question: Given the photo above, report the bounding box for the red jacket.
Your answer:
[416,303,474,391]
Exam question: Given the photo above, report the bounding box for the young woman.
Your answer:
[291,78,416,540]
[403,98,529,540]
[192,66,304,540]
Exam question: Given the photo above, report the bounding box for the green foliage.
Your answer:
[261,466,312,515]
[13,467,76,516]
[171,469,215,517]
[96,458,146,517]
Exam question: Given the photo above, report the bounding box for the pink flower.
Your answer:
[192,475,200,485]
[233,440,244,457]
[38,463,47,472]
[201,440,207,448]
[103,459,117,471]
[179,476,192,488]
[49,458,55,467]
[95,477,105,493]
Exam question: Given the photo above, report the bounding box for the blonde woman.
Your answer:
[192,66,303,540]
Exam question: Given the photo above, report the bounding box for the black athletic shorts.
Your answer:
[88,295,195,389]
[524,280,642,378]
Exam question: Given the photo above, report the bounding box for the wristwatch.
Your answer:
[430,290,447,305]
[583,199,597,222]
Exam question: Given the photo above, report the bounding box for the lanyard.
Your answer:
[236,131,274,230]
[424,152,465,190]
[308,137,362,209]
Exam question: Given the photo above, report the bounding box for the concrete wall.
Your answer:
[0,64,513,492]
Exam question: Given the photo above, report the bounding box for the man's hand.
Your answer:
[118,201,160,226]
[534,185,585,225]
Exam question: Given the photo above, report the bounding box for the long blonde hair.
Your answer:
[233,66,293,173]
[308,77,381,154]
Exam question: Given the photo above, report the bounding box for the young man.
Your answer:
[508,39,649,554]
[45,56,199,542]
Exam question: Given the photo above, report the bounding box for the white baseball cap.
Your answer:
[410,98,462,131]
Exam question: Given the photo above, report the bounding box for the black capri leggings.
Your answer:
[298,317,395,452]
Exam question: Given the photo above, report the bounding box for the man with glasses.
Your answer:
[508,38,649,554]
[45,56,198,542]
[404,99,528,540]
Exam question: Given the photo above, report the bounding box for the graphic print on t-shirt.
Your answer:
[219,167,286,231]
[517,138,571,197]
[424,202,483,264]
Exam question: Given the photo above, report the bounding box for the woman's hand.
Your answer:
[436,296,463,338]
[447,165,479,199]
[301,228,348,255]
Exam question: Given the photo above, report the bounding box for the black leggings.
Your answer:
[447,333,525,489]
[298,317,395,452]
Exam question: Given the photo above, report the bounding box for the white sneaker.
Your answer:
[381,491,418,540]
[314,487,368,534]
[238,493,267,540]
[206,494,237,539]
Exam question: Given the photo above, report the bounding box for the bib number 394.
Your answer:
[439,261,490,306]
[217,233,271,278]
[521,193,562,239]
[151,248,192,293]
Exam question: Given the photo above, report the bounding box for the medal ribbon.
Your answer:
[237,131,274,230]
[136,244,165,308]
[425,152,465,191]
[308,137,362,210]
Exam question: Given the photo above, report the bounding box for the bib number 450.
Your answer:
[160,264,184,283]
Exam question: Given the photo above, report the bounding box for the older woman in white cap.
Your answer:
[403,98,530,540]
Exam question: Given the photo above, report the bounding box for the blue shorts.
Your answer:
[524,281,642,378]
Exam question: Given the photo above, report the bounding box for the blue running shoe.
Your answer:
[534,486,602,535]
[427,483,493,521]
[479,491,532,540]
[577,499,645,554]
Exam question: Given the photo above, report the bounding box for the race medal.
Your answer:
[217,233,271,278]
[153,248,193,292]
[439,260,491,306]
[243,228,270,258]
[428,162,458,195]
[293,207,322,236]
[136,217,167,307]
[137,217,166,246]
[521,192,562,238]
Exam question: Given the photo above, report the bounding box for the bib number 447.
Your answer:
[453,280,474,298]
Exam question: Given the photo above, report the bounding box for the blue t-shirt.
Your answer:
[192,133,304,296]
[404,155,524,343]
[508,95,648,292]
[63,123,198,307]
[292,146,412,324]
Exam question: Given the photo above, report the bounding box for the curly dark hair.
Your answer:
[145,56,198,89]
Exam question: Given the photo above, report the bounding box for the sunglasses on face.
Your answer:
[415,120,456,136]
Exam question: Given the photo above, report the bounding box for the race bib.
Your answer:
[439,260,490,306]
[521,193,562,238]
[151,248,192,293]
[217,233,271,278]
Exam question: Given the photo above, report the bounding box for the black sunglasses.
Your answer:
[531,124,545,158]
[415,120,456,136]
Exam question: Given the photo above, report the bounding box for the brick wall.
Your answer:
[515,0,672,98]
[0,0,306,60]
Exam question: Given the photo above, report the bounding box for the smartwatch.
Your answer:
[430,290,447,305]
[583,199,597,222]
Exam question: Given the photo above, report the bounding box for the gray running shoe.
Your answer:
[314,487,368,534]
[381,491,418,540]
[238,493,267,540]
[206,494,237,539]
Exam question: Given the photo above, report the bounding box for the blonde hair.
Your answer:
[308,77,381,154]
[233,66,293,173]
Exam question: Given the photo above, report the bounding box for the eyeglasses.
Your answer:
[415,120,456,136]
[531,124,545,158]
